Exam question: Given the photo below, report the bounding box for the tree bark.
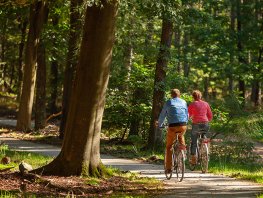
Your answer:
[236,0,246,102]
[17,19,28,102]
[16,0,47,131]
[35,41,47,130]
[59,0,84,139]
[48,15,59,114]
[147,19,173,150]
[174,25,182,73]
[183,30,190,77]
[34,0,118,176]
[228,1,235,94]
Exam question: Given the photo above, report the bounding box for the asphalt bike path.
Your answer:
[0,119,262,197]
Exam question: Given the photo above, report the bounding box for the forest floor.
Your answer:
[0,119,263,197]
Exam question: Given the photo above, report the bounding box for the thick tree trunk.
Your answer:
[59,0,84,139]
[48,15,59,114]
[49,61,58,113]
[35,41,47,130]
[17,19,28,101]
[16,0,47,131]
[34,0,118,176]
[148,19,173,150]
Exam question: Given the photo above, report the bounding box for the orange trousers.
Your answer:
[165,126,187,170]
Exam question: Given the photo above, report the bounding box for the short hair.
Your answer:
[171,89,180,97]
[192,90,202,100]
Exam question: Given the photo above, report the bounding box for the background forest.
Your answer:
[0,0,262,149]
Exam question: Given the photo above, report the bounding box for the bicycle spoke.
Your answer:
[200,143,209,173]
[164,151,173,180]
[176,151,185,182]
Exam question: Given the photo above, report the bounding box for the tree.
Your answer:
[35,41,47,130]
[34,0,118,176]
[60,0,84,139]
[16,0,48,131]
[148,19,173,149]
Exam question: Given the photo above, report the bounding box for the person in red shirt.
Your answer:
[188,90,213,165]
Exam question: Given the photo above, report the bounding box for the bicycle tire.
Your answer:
[200,143,209,173]
[164,151,173,180]
[175,150,185,182]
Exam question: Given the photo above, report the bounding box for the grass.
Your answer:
[209,163,263,184]
[0,144,53,171]
[0,144,163,197]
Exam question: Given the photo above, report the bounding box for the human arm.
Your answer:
[207,103,213,121]
[158,102,167,128]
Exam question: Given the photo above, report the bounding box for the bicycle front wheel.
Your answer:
[200,143,209,173]
[164,151,173,180]
[175,150,185,182]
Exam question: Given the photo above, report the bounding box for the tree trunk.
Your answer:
[49,15,59,114]
[35,41,47,130]
[16,0,47,131]
[34,0,118,176]
[236,0,246,102]
[0,18,7,92]
[203,77,209,100]
[49,61,58,113]
[183,30,190,77]
[174,25,181,73]
[143,20,154,67]
[17,19,28,102]
[229,1,235,94]
[147,19,173,150]
[59,0,84,139]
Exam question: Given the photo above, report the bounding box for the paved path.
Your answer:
[0,136,262,198]
[0,118,262,197]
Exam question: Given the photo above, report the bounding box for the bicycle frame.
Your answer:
[164,133,185,182]
[189,132,210,173]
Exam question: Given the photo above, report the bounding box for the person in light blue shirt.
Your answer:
[157,89,188,174]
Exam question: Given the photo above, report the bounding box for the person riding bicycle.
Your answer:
[188,90,213,165]
[157,89,188,174]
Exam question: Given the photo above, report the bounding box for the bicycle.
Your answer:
[164,132,185,182]
[188,131,210,173]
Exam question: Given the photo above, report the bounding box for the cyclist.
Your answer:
[188,90,213,165]
[157,89,188,174]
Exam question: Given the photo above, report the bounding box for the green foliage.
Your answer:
[209,140,263,184]
[210,140,259,165]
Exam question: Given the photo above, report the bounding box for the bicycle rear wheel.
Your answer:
[200,143,209,173]
[175,150,185,182]
[164,151,174,180]
[188,145,196,171]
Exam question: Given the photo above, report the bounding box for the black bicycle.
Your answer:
[164,132,185,182]
[188,131,210,173]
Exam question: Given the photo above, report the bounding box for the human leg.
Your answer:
[165,128,176,171]
[190,124,199,164]
[177,126,187,148]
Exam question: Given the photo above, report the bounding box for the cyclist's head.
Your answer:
[192,90,202,100]
[171,89,180,98]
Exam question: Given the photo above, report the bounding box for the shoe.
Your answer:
[190,155,197,165]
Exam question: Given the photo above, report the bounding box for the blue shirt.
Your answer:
[158,97,188,127]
